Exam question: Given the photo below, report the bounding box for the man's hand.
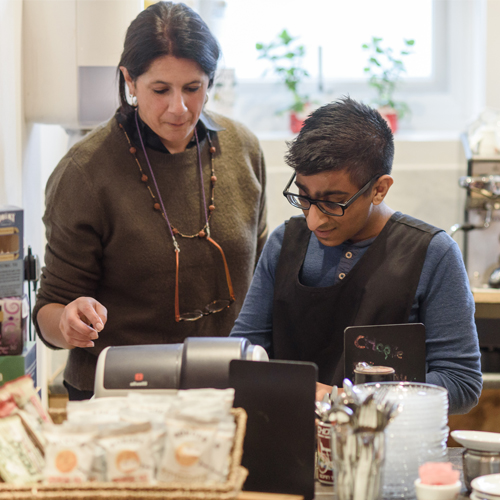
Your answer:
[59,297,107,348]
[316,382,333,401]
[316,382,344,401]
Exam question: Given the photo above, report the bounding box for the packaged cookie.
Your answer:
[1,375,51,423]
[0,375,51,449]
[206,419,236,482]
[43,423,97,483]
[157,417,217,484]
[176,388,235,415]
[97,421,156,483]
[126,393,176,417]
[0,415,44,484]
[66,397,129,424]
[0,395,45,453]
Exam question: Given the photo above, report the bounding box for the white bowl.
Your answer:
[414,479,462,500]
[451,430,500,452]
[471,474,500,497]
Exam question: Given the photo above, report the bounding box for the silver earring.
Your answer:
[130,94,138,107]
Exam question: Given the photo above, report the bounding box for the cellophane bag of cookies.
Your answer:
[157,388,236,484]
[43,423,97,483]
[97,421,156,483]
[66,397,130,424]
[0,414,45,484]
[0,375,51,450]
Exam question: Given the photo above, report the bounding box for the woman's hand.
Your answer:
[58,297,107,348]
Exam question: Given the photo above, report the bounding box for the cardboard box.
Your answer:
[0,295,28,356]
[0,341,36,387]
[0,206,24,298]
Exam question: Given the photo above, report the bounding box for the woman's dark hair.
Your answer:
[285,96,394,188]
[118,1,220,112]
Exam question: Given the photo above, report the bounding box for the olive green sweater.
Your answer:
[33,111,268,391]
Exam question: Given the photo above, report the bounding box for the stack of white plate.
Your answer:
[471,474,500,499]
[356,382,449,499]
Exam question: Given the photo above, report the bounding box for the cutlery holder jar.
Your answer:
[332,427,385,500]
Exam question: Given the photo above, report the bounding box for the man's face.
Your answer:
[295,169,378,246]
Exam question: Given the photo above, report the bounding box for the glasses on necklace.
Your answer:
[175,234,236,322]
[283,172,380,217]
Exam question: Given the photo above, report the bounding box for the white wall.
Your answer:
[486,0,500,109]
[0,0,23,207]
[261,134,467,238]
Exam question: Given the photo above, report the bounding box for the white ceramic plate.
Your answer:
[451,430,500,452]
[472,474,500,497]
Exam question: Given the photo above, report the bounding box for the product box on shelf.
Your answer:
[0,341,36,387]
[0,295,28,356]
[0,206,24,298]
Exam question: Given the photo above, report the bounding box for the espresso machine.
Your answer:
[451,122,500,371]
[451,134,500,288]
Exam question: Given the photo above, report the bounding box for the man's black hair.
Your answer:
[284,96,394,187]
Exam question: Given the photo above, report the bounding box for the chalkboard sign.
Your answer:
[344,323,426,383]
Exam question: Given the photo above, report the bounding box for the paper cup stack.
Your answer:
[356,382,449,499]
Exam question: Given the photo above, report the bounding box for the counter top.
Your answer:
[473,288,500,304]
[239,494,304,499]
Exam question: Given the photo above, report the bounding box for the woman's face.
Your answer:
[121,55,210,154]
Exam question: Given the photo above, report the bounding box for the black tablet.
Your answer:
[229,359,317,500]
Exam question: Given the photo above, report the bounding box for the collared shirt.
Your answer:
[115,108,225,154]
[299,234,374,287]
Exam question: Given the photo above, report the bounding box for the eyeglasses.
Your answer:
[175,235,235,322]
[282,172,379,217]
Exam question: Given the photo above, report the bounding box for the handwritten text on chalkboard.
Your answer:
[354,335,403,361]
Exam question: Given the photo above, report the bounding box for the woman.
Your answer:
[33,1,268,400]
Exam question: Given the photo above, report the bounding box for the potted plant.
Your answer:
[256,29,310,133]
[362,37,415,132]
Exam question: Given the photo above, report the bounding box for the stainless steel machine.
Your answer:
[93,337,269,397]
[451,133,500,371]
[451,135,500,288]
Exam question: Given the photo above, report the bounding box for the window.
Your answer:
[207,0,483,134]
[217,0,433,81]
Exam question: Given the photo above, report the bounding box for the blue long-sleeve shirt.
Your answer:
[231,216,482,415]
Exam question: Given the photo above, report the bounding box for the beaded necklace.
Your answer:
[119,108,235,322]
[119,108,217,251]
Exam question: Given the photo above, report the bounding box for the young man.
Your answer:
[230,97,482,415]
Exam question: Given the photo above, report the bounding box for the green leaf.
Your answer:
[361,44,369,49]
[279,29,293,45]
[405,39,415,46]
[369,57,381,66]
[256,43,263,50]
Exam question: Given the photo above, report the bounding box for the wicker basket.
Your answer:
[0,408,248,499]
